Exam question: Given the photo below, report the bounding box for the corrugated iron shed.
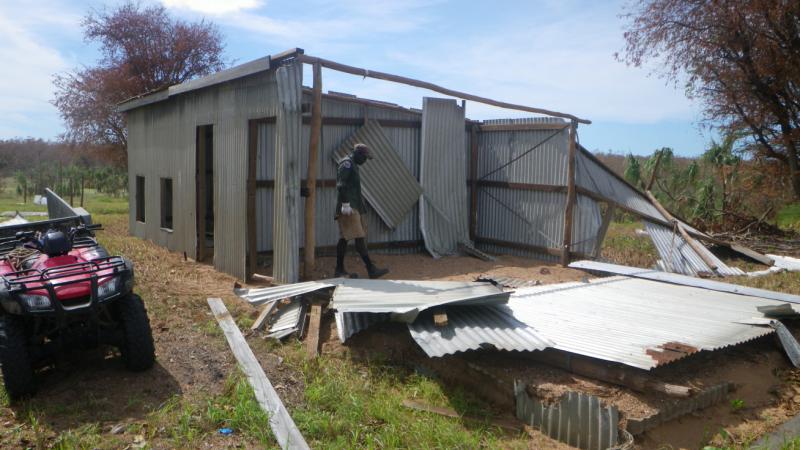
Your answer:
[644,221,745,277]
[569,260,800,304]
[408,305,552,357]
[332,120,422,229]
[506,276,794,369]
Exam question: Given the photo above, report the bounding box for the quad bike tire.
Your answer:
[0,315,36,400]
[116,294,155,372]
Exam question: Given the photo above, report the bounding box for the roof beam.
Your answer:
[296,54,591,124]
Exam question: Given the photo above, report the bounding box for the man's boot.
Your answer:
[334,238,356,278]
[367,263,389,279]
[354,237,389,279]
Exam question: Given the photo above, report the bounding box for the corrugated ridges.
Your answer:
[408,305,551,357]
[507,276,785,369]
[335,311,391,342]
[234,279,340,306]
[644,221,745,277]
[419,97,470,257]
[332,120,422,229]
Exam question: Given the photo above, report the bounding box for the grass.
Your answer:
[0,177,128,217]
[777,203,800,232]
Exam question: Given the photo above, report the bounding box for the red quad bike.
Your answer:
[0,223,155,400]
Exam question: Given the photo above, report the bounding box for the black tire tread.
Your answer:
[0,315,35,400]
[117,294,155,371]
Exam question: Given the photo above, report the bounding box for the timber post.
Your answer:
[561,120,578,266]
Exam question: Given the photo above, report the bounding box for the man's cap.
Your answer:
[353,143,374,159]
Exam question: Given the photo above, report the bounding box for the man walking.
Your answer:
[334,143,389,279]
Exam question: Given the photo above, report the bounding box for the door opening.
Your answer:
[196,125,214,262]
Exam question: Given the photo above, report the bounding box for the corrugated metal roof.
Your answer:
[407,305,551,357]
[644,221,745,277]
[330,279,509,322]
[335,311,391,342]
[235,279,340,306]
[505,276,792,369]
[419,97,470,257]
[332,120,422,229]
[118,48,303,112]
[568,260,800,304]
[268,300,306,336]
[272,61,303,283]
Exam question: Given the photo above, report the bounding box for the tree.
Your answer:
[53,2,226,153]
[619,0,800,198]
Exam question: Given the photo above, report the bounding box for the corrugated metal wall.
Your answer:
[474,118,600,258]
[419,97,469,257]
[126,70,280,280]
[254,94,424,259]
[272,62,303,283]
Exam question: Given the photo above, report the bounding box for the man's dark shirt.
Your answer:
[336,156,366,216]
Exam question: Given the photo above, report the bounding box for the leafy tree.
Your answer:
[619,0,800,198]
[624,154,642,186]
[52,2,226,153]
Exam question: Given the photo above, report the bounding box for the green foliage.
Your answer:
[730,398,745,411]
[624,154,641,186]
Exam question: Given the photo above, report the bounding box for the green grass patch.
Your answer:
[293,355,526,449]
[777,203,800,232]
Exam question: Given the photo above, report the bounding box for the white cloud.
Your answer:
[162,0,263,15]
[0,2,74,139]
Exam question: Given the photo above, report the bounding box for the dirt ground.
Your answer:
[3,221,799,449]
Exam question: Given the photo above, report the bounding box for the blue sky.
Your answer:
[0,0,717,156]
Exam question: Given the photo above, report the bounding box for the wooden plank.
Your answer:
[592,204,616,258]
[305,303,322,358]
[297,54,591,125]
[479,122,569,132]
[401,399,523,432]
[433,310,448,327]
[731,244,774,266]
[477,180,565,193]
[247,121,258,279]
[469,123,479,241]
[302,62,322,280]
[207,298,310,450]
[300,116,421,128]
[251,301,278,331]
[561,121,578,267]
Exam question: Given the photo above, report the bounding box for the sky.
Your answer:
[0,0,718,156]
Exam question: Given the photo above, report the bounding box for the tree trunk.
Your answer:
[783,134,800,199]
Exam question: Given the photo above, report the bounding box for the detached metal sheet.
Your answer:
[575,146,667,223]
[272,61,303,283]
[332,120,422,229]
[506,276,794,369]
[419,97,470,257]
[330,279,508,322]
[569,260,800,304]
[408,305,551,357]
[644,221,745,277]
[235,279,341,306]
[335,311,391,342]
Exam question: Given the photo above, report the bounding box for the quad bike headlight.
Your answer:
[19,294,52,310]
[98,276,121,300]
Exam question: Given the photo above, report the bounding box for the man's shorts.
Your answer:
[337,211,367,240]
